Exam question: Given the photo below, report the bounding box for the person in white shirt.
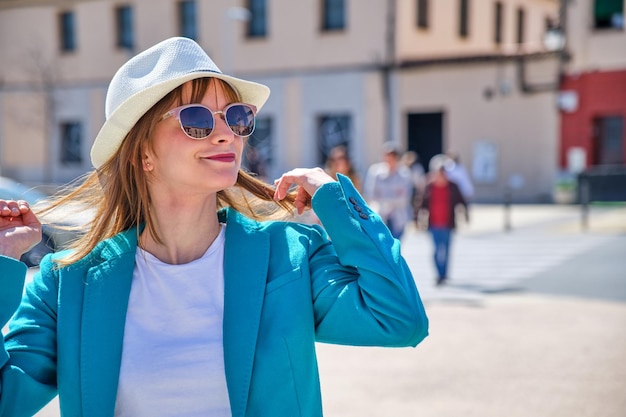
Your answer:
[444,150,475,201]
[364,143,414,240]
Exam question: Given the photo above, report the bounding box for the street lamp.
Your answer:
[543,28,565,51]
[221,6,251,75]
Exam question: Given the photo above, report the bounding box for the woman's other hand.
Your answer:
[0,199,42,260]
[273,168,335,215]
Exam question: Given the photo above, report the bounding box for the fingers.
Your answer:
[295,186,311,215]
[272,168,312,200]
[0,199,42,259]
[273,168,335,202]
[0,199,41,228]
[0,199,30,219]
[20,205,42,228]
[273,175,293,201]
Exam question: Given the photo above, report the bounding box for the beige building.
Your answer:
[0,0,561,202]
[565,0,626,73]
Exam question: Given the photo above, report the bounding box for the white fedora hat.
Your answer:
[90,37,270,168]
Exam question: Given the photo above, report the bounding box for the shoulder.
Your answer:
[48,227,139,271]
[224,208,323,238]
[0,254,28,276]
[448,180,462,193]
[366,162,387,176]
[254,216,319,235]
[398,166,412,179]
[447,181,466,201]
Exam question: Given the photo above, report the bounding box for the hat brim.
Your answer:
[90,71,270,168]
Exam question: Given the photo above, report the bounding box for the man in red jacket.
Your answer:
[416,160,469,286]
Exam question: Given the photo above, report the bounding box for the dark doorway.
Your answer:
[407,112,444,172]
[592,115,624,165]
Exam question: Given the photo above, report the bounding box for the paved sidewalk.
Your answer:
[405,203,626,303]
[448,202,626,236]
[317,294,626,417]
[316,203,626,417]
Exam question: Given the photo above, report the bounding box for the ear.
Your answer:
[142,156,154,172]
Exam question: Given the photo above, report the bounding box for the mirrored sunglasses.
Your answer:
[161,102,257,139]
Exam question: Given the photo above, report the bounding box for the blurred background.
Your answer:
[0,0,625,416]
[0,0,624,204]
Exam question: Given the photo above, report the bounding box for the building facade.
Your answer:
[0,0,562,202]
[559,0,626,173]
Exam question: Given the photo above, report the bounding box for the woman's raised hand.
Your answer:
[0,200,42,260]
[273,168,335,215]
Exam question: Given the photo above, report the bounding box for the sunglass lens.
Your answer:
[179,106,214,139]
[225,105,255,137]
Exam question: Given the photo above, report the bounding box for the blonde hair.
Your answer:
[39,78,296,266]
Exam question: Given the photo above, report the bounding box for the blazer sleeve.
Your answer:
[308,174,429,347]
[1,255,59,417]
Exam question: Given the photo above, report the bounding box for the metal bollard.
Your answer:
[580,178,589,231]
[504,187,512,232]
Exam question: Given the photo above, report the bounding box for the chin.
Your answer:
[215,171,240,189]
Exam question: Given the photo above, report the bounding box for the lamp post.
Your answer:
[221,6,251,75]
[383,0,397,144]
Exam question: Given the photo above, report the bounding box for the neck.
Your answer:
[140,192,222,265]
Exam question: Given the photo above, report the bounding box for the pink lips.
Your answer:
[205,153,236,163]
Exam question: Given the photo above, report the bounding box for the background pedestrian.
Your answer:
[401,150,427,223]
[416,156,469,286]
[444,149,474,202]
[364,143,413,240]
[324,144,361,191]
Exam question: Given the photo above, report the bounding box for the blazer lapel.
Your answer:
[221,209,269,417]
[80,229,137,417]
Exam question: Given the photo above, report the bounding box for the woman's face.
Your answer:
[332,154,350,174]
[432,168,448,185]
[145,80,244,198]
[328,150,349,174]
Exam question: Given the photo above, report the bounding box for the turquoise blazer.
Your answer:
[0,176,428,417]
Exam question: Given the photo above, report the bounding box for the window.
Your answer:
[317,114,351,164]
[417,0,429,29]
[459,0,469,38]
[494,2,503,44]
[59,11,76,52]
[179,0,197,40]
[247,0,267,38]
[116,5,134,50]
[594,0,624,29]
[60,122,83,164]
[243,116,273,180]
[516,7,525,45]
[321,0,345,31]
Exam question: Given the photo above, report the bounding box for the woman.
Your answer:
[324,144,361,191]
[0,37,428,417]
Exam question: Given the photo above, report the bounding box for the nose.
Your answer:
[210,111,234,143]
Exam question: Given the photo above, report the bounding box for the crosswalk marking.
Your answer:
[401,229,617,297]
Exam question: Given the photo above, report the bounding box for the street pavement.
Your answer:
[23,203,626,416]
[317,203,626,417]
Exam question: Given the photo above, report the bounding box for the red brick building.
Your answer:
[560,69,626,169]
[559,0,625,174]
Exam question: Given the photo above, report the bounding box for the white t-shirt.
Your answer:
[115,225,231,417]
